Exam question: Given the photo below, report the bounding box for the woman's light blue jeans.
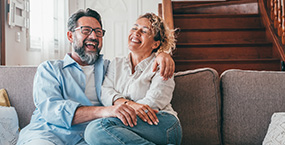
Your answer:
[84,111,182,145]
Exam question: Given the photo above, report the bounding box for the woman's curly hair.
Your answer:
[138,13,176,55]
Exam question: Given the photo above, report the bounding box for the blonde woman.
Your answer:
[85,13,182,145]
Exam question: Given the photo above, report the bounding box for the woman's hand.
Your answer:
[126,101,159,125]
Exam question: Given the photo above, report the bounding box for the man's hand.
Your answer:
[72,104,137,127]
[102,104,137,127]
[153,52,175,80]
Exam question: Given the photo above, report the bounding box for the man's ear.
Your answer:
[67,31,73,43]
[152,41,161,50]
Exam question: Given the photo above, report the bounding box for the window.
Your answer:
[29,0,68,58]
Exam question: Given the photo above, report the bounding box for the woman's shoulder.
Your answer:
[110,56,128,64]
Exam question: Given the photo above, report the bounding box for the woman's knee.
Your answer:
[166,120,182,145]
[156,112,182,145]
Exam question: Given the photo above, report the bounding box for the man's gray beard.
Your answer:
[74,45,100,65]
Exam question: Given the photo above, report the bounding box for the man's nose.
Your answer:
[89,30,98,38]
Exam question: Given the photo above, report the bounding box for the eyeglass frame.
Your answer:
[73,26,106,37]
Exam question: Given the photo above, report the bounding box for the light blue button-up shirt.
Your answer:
[17,54,109,145]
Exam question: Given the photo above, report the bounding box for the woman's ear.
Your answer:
[67,31,73,43]
[152,41,161,50]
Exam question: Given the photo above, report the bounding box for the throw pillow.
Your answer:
[0,89,19,145]
[263,112,285,145]
[0,89,11,107]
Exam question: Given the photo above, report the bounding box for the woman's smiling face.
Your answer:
[128,18,160,56]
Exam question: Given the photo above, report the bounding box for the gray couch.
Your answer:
[0,66,284,145]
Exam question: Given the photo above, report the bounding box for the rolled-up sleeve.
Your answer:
[136,72,175,110]
[33,62,80,129]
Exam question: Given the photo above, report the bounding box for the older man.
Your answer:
[17,8,175,145]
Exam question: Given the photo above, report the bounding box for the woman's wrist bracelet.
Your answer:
[124,100,130,105]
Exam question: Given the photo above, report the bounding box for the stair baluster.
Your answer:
[162,0,174,30]
[278,0,282,36]
[281,0,285,44]
[271,0,275,21]
[274,0,279,29]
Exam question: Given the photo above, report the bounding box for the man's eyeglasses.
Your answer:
[73,26,106,37]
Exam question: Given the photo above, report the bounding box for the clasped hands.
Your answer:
[110,98,159,127]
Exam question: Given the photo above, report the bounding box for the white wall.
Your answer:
[5,0,42,66]
[5,0,162,65]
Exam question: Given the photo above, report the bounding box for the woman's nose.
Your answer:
[133,29,141,36]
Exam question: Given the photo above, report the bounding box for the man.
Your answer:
[17,8,175,145]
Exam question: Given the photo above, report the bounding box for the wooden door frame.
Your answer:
[0,0,5,65]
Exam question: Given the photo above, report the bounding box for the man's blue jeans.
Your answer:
[84,112,182,145]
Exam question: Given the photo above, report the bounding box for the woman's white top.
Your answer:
[101,53,177,117]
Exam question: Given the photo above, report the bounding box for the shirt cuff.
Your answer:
[112,94,126,105]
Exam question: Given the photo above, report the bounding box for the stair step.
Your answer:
[175,59,281,74]
[172,0,258,14]
[176,41,272,46]
[173,43,273,60]
[177,28,266,43]
[174,14,262,29]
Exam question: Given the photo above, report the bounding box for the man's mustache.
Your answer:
[84,38,99,44]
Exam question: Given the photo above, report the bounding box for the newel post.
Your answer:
[162,0,174,30]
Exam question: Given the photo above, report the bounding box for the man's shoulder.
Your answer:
[39,59,64,68]
[37,59,65,72]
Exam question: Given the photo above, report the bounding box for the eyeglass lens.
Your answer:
[80,26,105,37]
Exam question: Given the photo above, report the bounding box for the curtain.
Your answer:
[30,0,69,61]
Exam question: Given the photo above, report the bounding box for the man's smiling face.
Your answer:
[71,16,103,65]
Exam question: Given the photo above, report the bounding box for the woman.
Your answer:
[85,13,182,145]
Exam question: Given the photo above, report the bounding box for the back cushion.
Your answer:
[221,69,285,145]
[173,68,222,145]
[0,66,37,128]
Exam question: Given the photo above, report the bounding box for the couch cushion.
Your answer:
[173,68,221,145]
[0,66,37,129]
[221,69,285,145]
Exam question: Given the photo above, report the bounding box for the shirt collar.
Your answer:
[126,53,155,73]
[63,53,78,69]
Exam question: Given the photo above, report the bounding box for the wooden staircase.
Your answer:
[160,0,282,75]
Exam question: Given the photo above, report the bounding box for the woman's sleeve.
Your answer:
[101,59,125,106]
[136,71,175,110]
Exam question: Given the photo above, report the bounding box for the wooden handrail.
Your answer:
[162,0,174,30]
[259,0,285,61]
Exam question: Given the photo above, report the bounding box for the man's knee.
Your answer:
[21,139,55,145]
[84,118,105,144]
[84,117,123,144]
